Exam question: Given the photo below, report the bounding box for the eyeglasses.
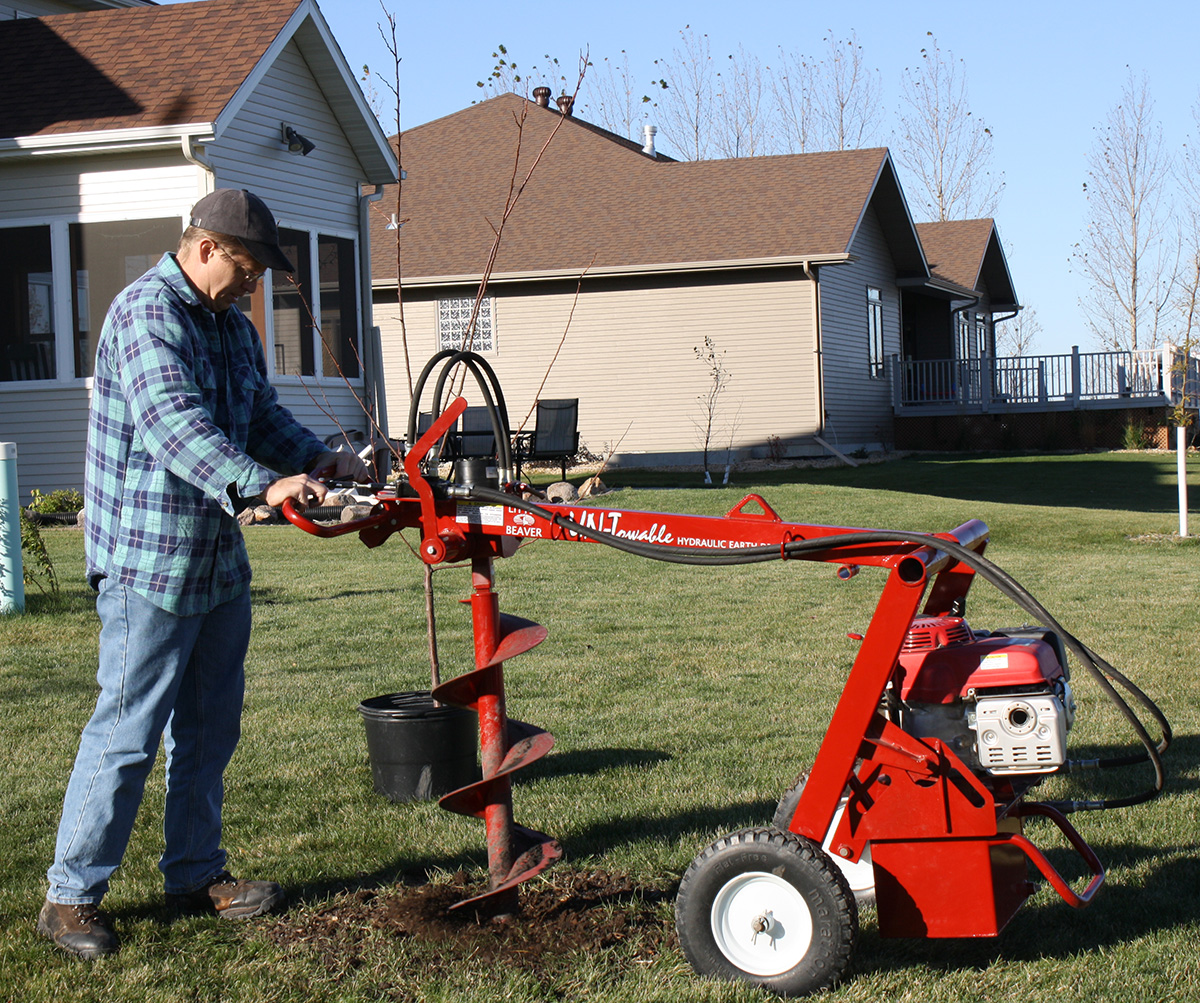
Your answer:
[212,242,267,283]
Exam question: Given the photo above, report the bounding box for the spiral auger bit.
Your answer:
[409,400,561,915]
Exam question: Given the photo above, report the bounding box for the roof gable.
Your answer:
[375,93,928,284]
[0,0,299,140]
[915,219,1019,308]
[0,0,395,180]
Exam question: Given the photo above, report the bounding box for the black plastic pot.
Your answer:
[357,691,479,802]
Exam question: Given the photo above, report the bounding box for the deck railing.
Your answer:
[893,345,1200,414]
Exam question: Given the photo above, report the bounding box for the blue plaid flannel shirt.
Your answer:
[85,253,327,615]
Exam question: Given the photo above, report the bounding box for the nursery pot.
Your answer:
[357,691,479,802]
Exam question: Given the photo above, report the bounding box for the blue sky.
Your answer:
[193,0,1200,356]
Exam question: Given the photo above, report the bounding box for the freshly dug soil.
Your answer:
[263,868,677,973]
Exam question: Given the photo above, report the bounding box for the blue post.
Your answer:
[1,442,26,614]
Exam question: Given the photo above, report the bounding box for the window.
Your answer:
[272,228,315,376]
[956,312,972,361]
[438,296,495,354]
[318,235,359,379]
[866,286,884,380]
[69,218,180,377]
[0,225,54,381]
[270,229,360,378]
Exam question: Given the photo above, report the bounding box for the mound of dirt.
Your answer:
[263,868,676,973]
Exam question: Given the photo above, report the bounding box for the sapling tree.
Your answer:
[693,335,732,483]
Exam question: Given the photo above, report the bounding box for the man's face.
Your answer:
[206,241,267,312]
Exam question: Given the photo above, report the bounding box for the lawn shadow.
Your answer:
[608,454,1197,515]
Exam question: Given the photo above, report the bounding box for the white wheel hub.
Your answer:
[710,870,813,976]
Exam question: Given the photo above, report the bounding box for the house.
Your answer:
[369,92,1024,467]
[0,0,397,500]
[908,219,1018,366]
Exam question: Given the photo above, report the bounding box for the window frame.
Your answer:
[267,225,363,382]
[866,286,884,381]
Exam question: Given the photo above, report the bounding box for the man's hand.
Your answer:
[309,449,371,483]
[264,473,328,510]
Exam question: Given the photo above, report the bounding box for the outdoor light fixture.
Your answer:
[281,123,316,156]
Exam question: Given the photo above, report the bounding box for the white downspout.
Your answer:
[359,185,387,445]
[802,260,825,441]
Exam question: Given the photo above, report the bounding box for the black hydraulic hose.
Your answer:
[465,484,1169,810]
[431,353,512,473]
[408,351,513,472]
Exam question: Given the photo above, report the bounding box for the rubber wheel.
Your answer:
[675,826,857,997]
[774,771,876,906]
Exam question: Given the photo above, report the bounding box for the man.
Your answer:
[38,189,369,959]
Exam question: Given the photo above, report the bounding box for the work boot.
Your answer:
[166,871,285,920]
[37,900,120,959]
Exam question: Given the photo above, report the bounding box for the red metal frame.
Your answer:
[284,396,1104,931]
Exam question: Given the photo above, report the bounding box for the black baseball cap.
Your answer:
[189,188,295,274]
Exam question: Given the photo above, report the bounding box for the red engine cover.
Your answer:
[896,618,1063,704]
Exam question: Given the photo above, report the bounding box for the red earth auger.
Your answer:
[284,351,1171,996]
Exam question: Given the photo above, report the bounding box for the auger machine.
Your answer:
[284,351,1171,996]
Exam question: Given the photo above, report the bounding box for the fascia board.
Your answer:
[373,253,854,289]
[0,124,214,159]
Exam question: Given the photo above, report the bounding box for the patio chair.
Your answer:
[455,406,498,458]
[513,398,579,481]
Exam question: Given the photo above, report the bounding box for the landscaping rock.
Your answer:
[577,476,609,499]
[254,505,280,524]
[545,481,579,503]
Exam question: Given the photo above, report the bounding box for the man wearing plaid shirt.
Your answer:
[39,190,369,959]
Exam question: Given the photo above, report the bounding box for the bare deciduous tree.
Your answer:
[1074,72,1177,352]
[896,34,1003,222]
[812,31,883,151]
[714,45,772,158]
[1170,99,1200,424]
[770,46,817,154]
[475,44,568,102]
[772,32,880,155]
[653,26,717,161]
[995,305,1042,357]
[583,50,652,141]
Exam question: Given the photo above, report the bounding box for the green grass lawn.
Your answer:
[2,451,1198,1002]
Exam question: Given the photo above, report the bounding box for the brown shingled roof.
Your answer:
[372,94,906,283]
[0,0,301,139]
[914,219,996,292]
[915,218,1018,307]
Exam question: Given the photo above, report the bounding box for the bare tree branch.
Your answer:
[1074,71,1177,351]
[896,33,1003,222]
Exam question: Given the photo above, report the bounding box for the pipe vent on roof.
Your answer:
[643,124,658,157]
[533,87,551,108]
[556,94,574,116]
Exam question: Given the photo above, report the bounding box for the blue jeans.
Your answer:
[46,581,250,904]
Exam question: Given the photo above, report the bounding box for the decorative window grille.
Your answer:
[438,296,495,354]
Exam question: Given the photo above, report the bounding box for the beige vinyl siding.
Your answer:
[211,41,362,233]
[818,205,899,448]
[378,271,818,465]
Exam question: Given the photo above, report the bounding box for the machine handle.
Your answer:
[1004,802,1106,908]
[281,497,392,538]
